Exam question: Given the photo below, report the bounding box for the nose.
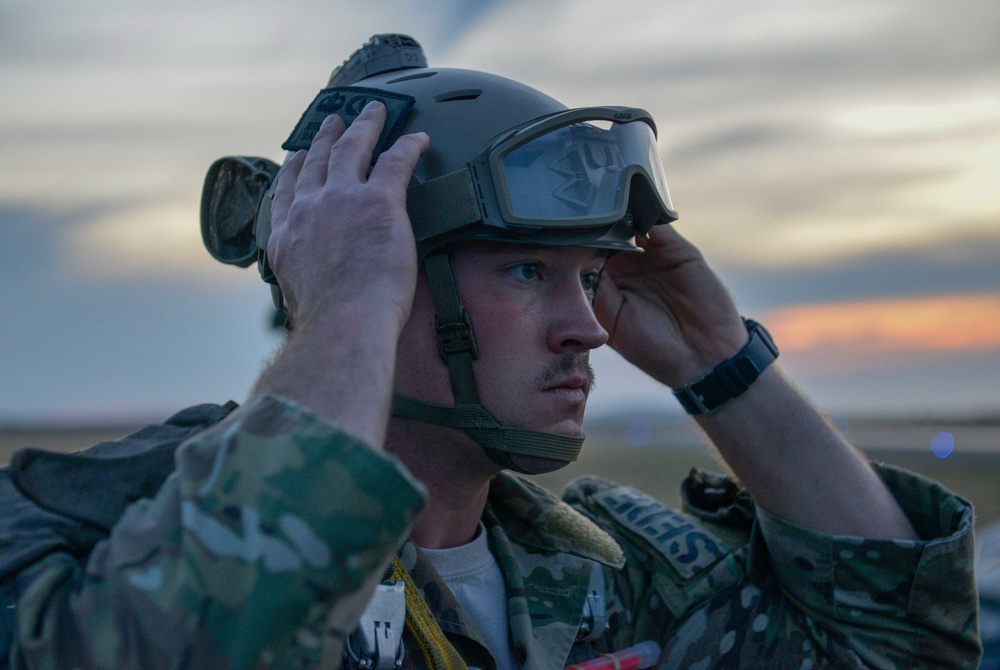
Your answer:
[548,281,610,354]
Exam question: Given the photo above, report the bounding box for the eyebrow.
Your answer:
[457,241,607,262]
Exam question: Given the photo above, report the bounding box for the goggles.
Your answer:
[406,106,677,254]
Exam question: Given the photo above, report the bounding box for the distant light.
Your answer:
[931,432,955,459]
[625,420,653,448]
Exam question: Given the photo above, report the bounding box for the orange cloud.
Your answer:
[763,294,1000,373]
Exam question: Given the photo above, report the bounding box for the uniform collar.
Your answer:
[485,472,625,569]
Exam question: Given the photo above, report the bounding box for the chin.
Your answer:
[548,420,586,440]
[506,454,574,475]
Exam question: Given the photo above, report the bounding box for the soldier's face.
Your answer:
[394,241,609,441]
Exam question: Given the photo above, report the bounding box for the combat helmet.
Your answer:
[201,34,678,472]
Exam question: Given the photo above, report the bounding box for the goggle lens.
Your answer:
[499,118,673,224]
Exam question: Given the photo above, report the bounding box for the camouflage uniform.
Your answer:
[0,395,981,669]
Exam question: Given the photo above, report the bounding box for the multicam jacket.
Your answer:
[0,395,981,669]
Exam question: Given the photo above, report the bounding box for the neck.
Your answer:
[386,417,499,549]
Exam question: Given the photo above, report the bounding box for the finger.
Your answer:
[327,100,387,182]
[592,270,623,338]
[297,114,347,191]
[271,150,307,230]
[644,222,695,253]
[367,131,430,196]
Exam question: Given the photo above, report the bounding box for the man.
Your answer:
[0,35,980,669]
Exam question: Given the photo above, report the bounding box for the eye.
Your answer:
[581,271,601,294]
[507,263,540,281]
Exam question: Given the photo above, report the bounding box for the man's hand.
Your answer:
[595,224,747,388]
[596,221,917,540]
[268,101,430,334]
[252,102,429,448]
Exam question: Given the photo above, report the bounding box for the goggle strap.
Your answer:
[407,169,481,244]
[391,396,584,463]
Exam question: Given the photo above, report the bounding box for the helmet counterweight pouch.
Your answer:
[200,156,280,268]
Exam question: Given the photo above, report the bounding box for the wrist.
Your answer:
[673,318,779,415]
[291,288,413,338]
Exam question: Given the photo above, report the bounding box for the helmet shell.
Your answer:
[350,67,567,184]
[347,68,651,257]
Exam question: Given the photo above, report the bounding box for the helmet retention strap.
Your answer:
[391,249,585,470]
[425,250,480,404]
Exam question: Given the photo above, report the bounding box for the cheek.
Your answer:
[467,295,540,388]
[467,293,535,358]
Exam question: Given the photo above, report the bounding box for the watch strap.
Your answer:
[673,319,779,415]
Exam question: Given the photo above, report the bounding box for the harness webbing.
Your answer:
[391,556,469,670]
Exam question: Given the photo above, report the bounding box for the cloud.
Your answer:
[451,0,1000,103]
[717,231,1000,312]
[0,262,283,425]
[3,0,1000,422]
[785,349,1000,418]
[0,205,70,281]
[1,201,233,285]
[831,95,1000,138]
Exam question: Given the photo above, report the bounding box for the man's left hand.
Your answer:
[594,224,747,389]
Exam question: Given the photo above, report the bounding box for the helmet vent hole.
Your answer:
[386,71,437,84]
[434,89,483,103]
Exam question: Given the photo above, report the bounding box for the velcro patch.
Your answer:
[595,485,727,580]
[281,86,416,161]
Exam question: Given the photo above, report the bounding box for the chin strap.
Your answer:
[391,250,584,471]
[391,397,584,467]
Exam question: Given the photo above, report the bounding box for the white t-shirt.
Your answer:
[422,524,520,670]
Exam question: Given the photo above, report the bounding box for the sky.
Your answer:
[1,0,999,425]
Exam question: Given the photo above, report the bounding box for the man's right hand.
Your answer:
[251,101,429,447]
[267,101,430,334]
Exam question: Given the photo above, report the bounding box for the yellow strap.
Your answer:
[391,556,469,670]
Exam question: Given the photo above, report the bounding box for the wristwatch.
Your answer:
[673,318,779,415]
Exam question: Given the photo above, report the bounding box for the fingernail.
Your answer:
[363,100,384,112]
[320,114,337,129]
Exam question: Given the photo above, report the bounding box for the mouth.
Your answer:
[537,356,596,408]
[543,375,591,402]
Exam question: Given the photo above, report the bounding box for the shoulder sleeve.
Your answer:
[564,466,981,669]
[9,394,426,670]
[753,462,980,667]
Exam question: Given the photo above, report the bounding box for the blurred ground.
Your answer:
[2,414,998,531]
[533,415,1000,533]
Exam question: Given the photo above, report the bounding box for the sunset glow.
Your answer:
[3,2,999,419]
[766,294,1000,373]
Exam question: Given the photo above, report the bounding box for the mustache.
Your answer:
[537,355,596,394]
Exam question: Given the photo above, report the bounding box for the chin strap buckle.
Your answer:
[577,563,609,643]
[435,307,479,360]
[344,581,406,669]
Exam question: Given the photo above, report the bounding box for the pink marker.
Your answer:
[563,641,662,670]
